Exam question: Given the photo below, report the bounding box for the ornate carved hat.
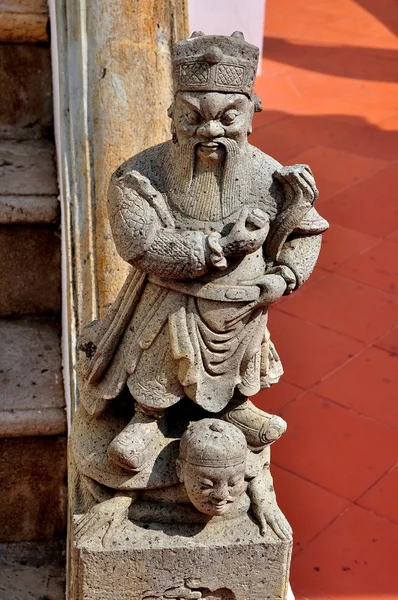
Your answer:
[173,31,259,97]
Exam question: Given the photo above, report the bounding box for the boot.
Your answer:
[107,407,166,471]
[221,398,286,450]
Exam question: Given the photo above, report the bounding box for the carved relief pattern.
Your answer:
[180,62,209,84]
[216,64,245,86]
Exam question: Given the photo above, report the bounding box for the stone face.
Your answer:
[70,31,328,600]
[70,515,291,600]
[0,436,67,542]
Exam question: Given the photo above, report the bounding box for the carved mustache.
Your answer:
[180,137,239,156]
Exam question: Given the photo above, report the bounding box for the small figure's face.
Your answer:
[172,91,253,156]
[177,460,247,516]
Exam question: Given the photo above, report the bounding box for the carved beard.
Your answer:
[164,138,248,221]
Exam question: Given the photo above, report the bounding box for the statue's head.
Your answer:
[169,32,262,161]
[176,419,247,516]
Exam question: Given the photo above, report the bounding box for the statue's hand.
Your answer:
[265,264,297,294]
[240,273,287,305]
[274,164,318,206]
[261,504,293,541]
[75,494,133,547]
[251,494,293,541]
[249,474,292,541]
[220,206,270,258]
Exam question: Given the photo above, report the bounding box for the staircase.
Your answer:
[0,2,66,598]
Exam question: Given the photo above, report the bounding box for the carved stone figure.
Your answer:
[70,31,328,600]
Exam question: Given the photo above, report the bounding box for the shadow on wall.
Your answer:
[262,36,397,82]
[354,0,398,36]
[260,0,398,82]
[251,110,398,165]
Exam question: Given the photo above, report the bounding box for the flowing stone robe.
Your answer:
[77,140,328,418]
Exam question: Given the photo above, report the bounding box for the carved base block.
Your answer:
[70,513,292,600]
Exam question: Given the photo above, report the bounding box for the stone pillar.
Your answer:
[49,0,188,410]
[89,1,189,313]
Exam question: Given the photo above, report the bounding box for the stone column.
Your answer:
[49,0,188,411]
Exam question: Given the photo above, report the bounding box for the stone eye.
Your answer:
[186,111,201,126]
[222,111,238,126]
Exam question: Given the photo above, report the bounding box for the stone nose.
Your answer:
[210,482,229,502]
[196,120,224,140]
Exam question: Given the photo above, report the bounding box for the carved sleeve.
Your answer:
[278,233,322,288]
[108,178,210,280]
[277,207,328,289]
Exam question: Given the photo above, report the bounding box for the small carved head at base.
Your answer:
[176,419,247,516]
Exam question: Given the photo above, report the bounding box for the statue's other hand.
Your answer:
[240,273,287,305]
[261,505,293,541]
[250,483,292,541]
[220,206,270,257]
[274,164,319,206]
[74,495,133,548]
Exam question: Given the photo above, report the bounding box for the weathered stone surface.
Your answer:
[0,140,57,195]
[82,0,188,313]
[0,540,65,600]
[0,195,59,224]
[0,44,52,139]
[0,318,65,436]
[0,1,49,44]
[70,515,291,600]
[0,436,67,542]
[0,225,61,315]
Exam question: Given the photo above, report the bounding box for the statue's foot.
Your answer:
[221,399,286,450]
[107,409,166,471]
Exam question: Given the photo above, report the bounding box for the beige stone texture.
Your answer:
[0,195,59,224]
[0,436,66,542]
[0,1,49,44]
[70,514,291,600]
[0,319,65,436]
[87,0,189,312]
[0,140,57,195]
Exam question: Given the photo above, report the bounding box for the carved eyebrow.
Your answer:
[216,101,242,119]
[198,478,214,487]
[228,476,241,485]
[178,96,201,112]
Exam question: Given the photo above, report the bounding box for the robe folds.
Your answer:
[77,267,284,416]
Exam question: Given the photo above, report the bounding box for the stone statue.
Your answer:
[70,31,328,600]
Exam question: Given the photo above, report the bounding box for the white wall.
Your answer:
[188,0,265,72]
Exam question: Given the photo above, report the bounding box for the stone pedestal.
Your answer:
[70,513,292,600]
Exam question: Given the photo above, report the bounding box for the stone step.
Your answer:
[0,194,59,224]
[0,224,61,315]
[0,43,53,140]
[0,436,67,542]
[0,1,49,44]
[0,139,58,222]
[0,318,66,437]
[0,540,65,600]
[0,140,60,314]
